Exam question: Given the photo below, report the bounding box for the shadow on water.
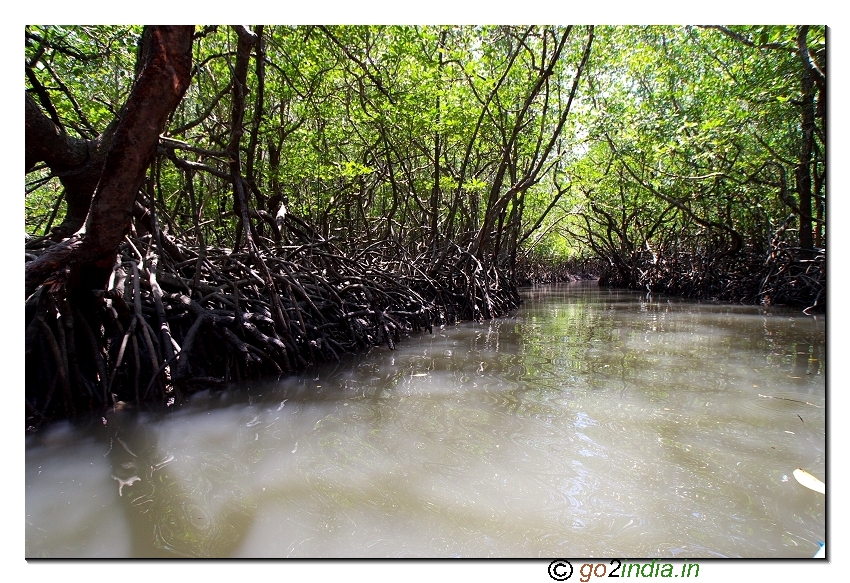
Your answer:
[102,411,257,558]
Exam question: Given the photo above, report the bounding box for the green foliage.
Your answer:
[552,24,825,266]
[25,25,824,272]
[26,25,142,136]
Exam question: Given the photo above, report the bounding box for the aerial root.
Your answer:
[25,227,521,427]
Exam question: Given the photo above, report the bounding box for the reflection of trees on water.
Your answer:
[94,288,825,557]
[761,310,824,393]
[791,341,823,390]
[524,288,826,398]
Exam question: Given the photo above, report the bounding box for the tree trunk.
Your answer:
[428,29,446,253]
[795,25,816,251]
[25,25,194,297]
[25,92,117,238]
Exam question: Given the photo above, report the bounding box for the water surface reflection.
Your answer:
[26,282,825,557]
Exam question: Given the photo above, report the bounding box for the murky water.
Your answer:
[25,282,826,558]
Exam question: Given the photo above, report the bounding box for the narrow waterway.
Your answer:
[25,282,826,558]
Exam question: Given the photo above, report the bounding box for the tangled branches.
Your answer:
[24,216,521,428]
[597,225,825,312]
[514,256,603,286]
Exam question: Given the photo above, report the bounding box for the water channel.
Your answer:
[25,282,826,558]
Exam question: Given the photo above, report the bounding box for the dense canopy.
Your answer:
[24,25,826,425]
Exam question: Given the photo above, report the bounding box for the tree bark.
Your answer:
[795,25,816,251]
[227,25,259,251]
[25,26,194,297]
[25,92,117,237]
[428,29,446,252]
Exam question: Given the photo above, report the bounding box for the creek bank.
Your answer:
[25,219,522,429]
[25,222,823,430]
[596,241,824,312]
[514,256,604,286]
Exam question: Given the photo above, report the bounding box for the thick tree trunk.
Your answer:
[25,26,194,297]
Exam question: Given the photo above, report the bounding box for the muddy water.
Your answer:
[25,282,825,558]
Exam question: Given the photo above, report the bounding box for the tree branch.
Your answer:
[26,26,195,296]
